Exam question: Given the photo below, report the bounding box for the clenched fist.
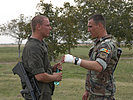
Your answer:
[62,54,81,65]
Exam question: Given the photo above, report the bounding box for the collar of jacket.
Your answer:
[94,35,112,45]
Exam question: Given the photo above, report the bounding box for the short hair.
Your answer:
[31,15,48,32]
[89,14,106,28]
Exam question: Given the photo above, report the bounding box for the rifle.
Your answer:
[113,48,122,73]
[12,62,41,100]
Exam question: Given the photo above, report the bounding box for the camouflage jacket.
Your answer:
[85,35,119,96]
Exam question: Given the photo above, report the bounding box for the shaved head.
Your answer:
[31,15,48,32]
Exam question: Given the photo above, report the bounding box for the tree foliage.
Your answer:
[0,14,31,58]
[57,2,81,53]
[36,2,69,61]
[0,0,132,60]
[74,0,133,47]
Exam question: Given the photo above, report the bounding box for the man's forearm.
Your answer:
[80,60,103,72]
[63,54,102,72]
[35,73,56,83]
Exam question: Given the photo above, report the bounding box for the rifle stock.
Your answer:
[12,62,41,100]
[113,48,122,73]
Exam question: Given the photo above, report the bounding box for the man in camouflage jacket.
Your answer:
[63,14,120,100]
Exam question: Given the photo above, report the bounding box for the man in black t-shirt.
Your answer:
[22,15,62,100]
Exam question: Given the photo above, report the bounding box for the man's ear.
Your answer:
[99,23,104,29]
[36,24,41,31]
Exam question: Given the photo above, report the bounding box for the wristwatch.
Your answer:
[74,57,79,65]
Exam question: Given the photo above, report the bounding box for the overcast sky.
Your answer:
[0,0,74,44]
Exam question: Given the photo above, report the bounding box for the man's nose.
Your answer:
[88,28,90,32]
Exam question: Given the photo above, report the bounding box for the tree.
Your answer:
[36,2,70,61]
[58,2,81,54]
[0,14,31,58]
[74,0,133,48]
[105,0,133,48]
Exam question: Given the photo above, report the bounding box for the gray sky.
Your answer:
[0,0,74,44]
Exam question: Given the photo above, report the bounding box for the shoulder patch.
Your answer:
[100,48,110,54]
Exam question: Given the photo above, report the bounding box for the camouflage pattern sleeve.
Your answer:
[86,37,118,96]
[95,41,114,71]
[85,71,91,92]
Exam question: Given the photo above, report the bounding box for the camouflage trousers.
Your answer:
[89,94,115,100]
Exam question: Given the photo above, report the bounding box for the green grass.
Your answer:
[120,47,133,57]
[0,47,23,62]
[0,64,22,100]
[0,46,133,100]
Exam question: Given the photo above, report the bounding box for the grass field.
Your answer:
[0,45,133,100]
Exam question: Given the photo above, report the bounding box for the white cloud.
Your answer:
[0,0,75,24]
[0,0,39,24]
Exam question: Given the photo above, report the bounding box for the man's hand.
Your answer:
[63,54,81,65]
[53,63,62,72]
[64,54,75,63]
[53,72,62,82]
[82,90,89,100]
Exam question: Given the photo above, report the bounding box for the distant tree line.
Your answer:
[0,0,132,61]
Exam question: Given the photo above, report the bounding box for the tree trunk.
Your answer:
[18,44,21,58]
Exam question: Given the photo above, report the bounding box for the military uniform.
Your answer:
[22,38,54,100]
[85,35,119,100]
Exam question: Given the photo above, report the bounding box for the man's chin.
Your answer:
[89,33,96,39]
[44,34,50,37]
